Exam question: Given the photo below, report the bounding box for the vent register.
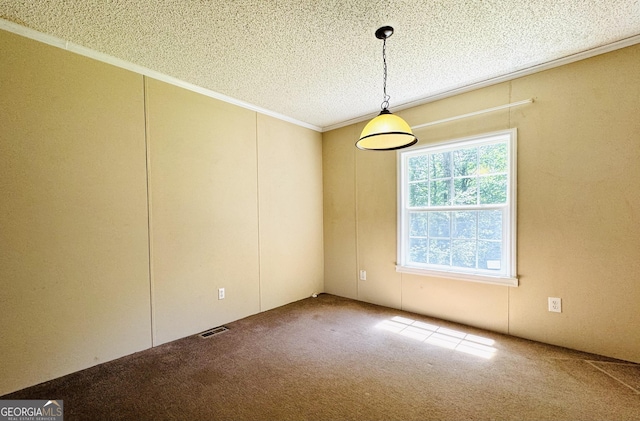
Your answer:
[198,326,229,339]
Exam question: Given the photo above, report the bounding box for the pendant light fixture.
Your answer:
[356,26,418,151]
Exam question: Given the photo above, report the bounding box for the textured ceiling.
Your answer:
[1,0,639,130]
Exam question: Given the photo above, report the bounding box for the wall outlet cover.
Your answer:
[548,297,561,313]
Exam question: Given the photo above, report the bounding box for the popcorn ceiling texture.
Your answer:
[1,0,639,128]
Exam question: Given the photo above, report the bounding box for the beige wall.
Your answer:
[146,78,261,345]
[0,30,152,394]
[148,85,324,344]
[257,115,324,311]
[0,29,325,394]
[322,126,358,299]
[509,46,640,360]
[323,44,640,363]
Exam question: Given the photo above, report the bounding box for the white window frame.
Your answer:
[396,129,518,287]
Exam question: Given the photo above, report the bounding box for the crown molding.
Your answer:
[0,19,322,133]
[321,33,640,133]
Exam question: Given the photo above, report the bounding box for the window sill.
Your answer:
[395,265,519,287]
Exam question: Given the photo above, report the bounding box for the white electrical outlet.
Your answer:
[218,288,225,300]
[548,297,561,313]
[359,270,366,281]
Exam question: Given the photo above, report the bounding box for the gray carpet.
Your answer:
[3,294,640,420]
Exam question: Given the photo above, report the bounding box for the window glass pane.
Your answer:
[408,155,429,181]
[479,174,507,204]
[409,212,428,237]
[409,238,428,263]
[428,239,450,265]
[453,177,477,205]
[428,212,450,237]
[479,143,507,174]
[429,179,451,206]
[454,147,477,176]
[409,182,429,207]
[430,152,451,179]
[399,132,514,281]
[478,240,502,270]
[452,240,476,268]
[453,211,476,239]
[478,210,502,240]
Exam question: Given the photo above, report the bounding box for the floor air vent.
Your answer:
[199,326,229,338]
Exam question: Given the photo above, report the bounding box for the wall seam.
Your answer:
[255,112,263,311]
[142,76,156,346]
[354,126,360,299]
[507,81,512,335]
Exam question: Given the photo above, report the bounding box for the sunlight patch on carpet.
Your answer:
[376,316,497,359]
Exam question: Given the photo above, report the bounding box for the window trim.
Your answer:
[396,129,518,287]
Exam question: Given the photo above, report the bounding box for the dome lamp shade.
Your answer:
[356,109,417,150]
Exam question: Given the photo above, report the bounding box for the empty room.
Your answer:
[1,1,639,420]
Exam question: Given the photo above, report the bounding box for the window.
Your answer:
[397,129,517,286]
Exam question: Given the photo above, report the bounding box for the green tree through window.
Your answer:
[398,130,517,285]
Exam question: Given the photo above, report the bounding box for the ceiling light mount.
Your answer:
[356,26,418,151]
[375,26,394,40]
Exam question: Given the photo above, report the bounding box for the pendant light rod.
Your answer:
[377,26,393,111]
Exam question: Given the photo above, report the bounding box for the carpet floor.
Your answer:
[3,294,640,420]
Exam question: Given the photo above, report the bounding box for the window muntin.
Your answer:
[398,130,517,285]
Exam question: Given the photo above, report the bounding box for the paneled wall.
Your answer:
[146,79,261,345]
[0,28,324,394]
[257,115,324,311]
[0,30,152,394]
[323,44,640,363]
